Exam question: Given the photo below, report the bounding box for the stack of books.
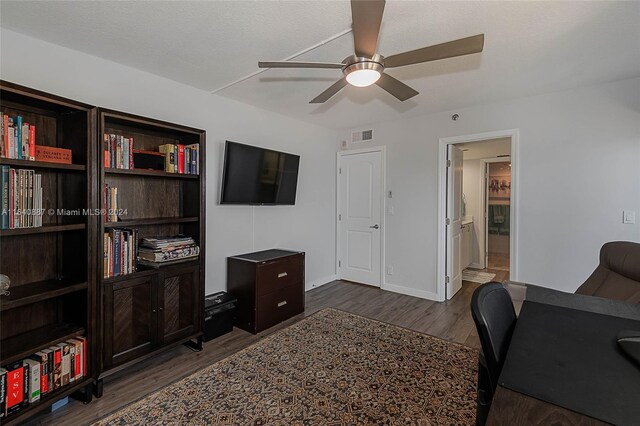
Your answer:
[0,166,43,230]
[103,184,119,223]
[104,228,138,278]
[0,337,86,419]
[0,113,36,160]
[158,144,199,175]
[138,235,199,267]
[103,134,134,169]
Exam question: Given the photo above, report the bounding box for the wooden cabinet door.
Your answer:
[104,275,158,370]
[157,264,200,345]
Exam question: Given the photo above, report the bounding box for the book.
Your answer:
[41,348,54,395]
[23,359,40,403]
[30,351,49,396]
[129,137,134,169]
[2,114,8,158]
[5,361,27,416]
[29,125,36,160]
[56,342,71,386]
[21,123,29,160]
[1,165,8,229]
[9,168,15,228]
[16,116,22,160]
[50,345,62,390]
[67,339,84,380]
[159,144,176,173]
[177,144,185,174]
[0,368,6,419]
[68,343,76,383]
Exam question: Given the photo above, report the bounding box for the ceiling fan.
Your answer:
[258,0,484,103]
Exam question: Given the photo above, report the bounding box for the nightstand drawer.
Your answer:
[256,254,304,297]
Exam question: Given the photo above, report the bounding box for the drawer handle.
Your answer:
[278,272,288,278]
[277,300,287,307]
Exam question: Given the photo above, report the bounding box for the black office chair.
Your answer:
[471,282,517,426]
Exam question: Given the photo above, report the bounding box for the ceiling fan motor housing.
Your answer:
[342,54,385,76]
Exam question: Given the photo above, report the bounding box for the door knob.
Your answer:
[370,224,379,229]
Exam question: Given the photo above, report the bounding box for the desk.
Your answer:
[487,301,640,426]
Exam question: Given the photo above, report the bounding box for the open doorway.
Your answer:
[438,130,517,301]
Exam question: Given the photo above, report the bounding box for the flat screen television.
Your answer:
[220,141,300,205]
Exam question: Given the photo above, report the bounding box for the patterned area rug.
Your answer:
[95,309,478,425]
[462,269,497,284]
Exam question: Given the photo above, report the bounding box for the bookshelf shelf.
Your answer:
[105,167,199,179]
[102,257,200,284]
[104,216,198,228]
[0,223,86,236]
[0,279,88,311]
[0,158,86,171]
[2,377,94,426]
[0,323,86,365]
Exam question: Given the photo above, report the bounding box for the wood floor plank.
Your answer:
[31,279,482,426]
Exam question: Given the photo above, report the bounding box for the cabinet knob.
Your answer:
[159,307,164,311]
[277,300,288,307]
[152,309,157,313]
[278,272,288,278]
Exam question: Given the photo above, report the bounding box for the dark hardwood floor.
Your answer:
[33,279,485,425]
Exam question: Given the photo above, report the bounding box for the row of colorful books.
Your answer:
[159,144,199,175]
[0,113,36,160]
[103,134,134,170]
[103,184,119,223]
[104,228,139,278]
[138,235,199,267]
[0,166,43,230]
[0,337,86,419]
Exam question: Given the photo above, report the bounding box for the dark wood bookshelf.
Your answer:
[0,157,86,171]
[97,108,205,381]
[103,216,198,228]
[105,167,199,179]
[0,278,87,311]
[0,81,96,421]
[0,223,86,236]
[0,323,86,365]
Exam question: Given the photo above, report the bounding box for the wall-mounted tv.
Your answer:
[220,141,300,205]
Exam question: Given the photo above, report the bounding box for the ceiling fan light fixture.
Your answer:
[346,69,381,87]
[344,60,384,87]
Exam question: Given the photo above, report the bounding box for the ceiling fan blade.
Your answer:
[258,61,344,69]
[351,0,385,58]
[309,78,348,104]
[384,34,485,68]
[375,73,419,101]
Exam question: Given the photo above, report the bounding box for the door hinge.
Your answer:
[447,160,452,167]
[446,218,451,225]
[338,260,341,267]
[338,214,341,221]
[445,276,450,284]
[339,167,342,174]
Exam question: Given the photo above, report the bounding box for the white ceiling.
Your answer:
[459,138,511,160]
[1,1,639,130]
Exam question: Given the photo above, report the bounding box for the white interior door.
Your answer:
[339,150,382,286]
[446,145,463,298]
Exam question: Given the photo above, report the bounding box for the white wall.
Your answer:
[0,28,338,293]
[462,159,482,267]
[340,77,640,295]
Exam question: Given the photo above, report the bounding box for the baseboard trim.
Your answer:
[382,282,440,301]
[306,275,338,292]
